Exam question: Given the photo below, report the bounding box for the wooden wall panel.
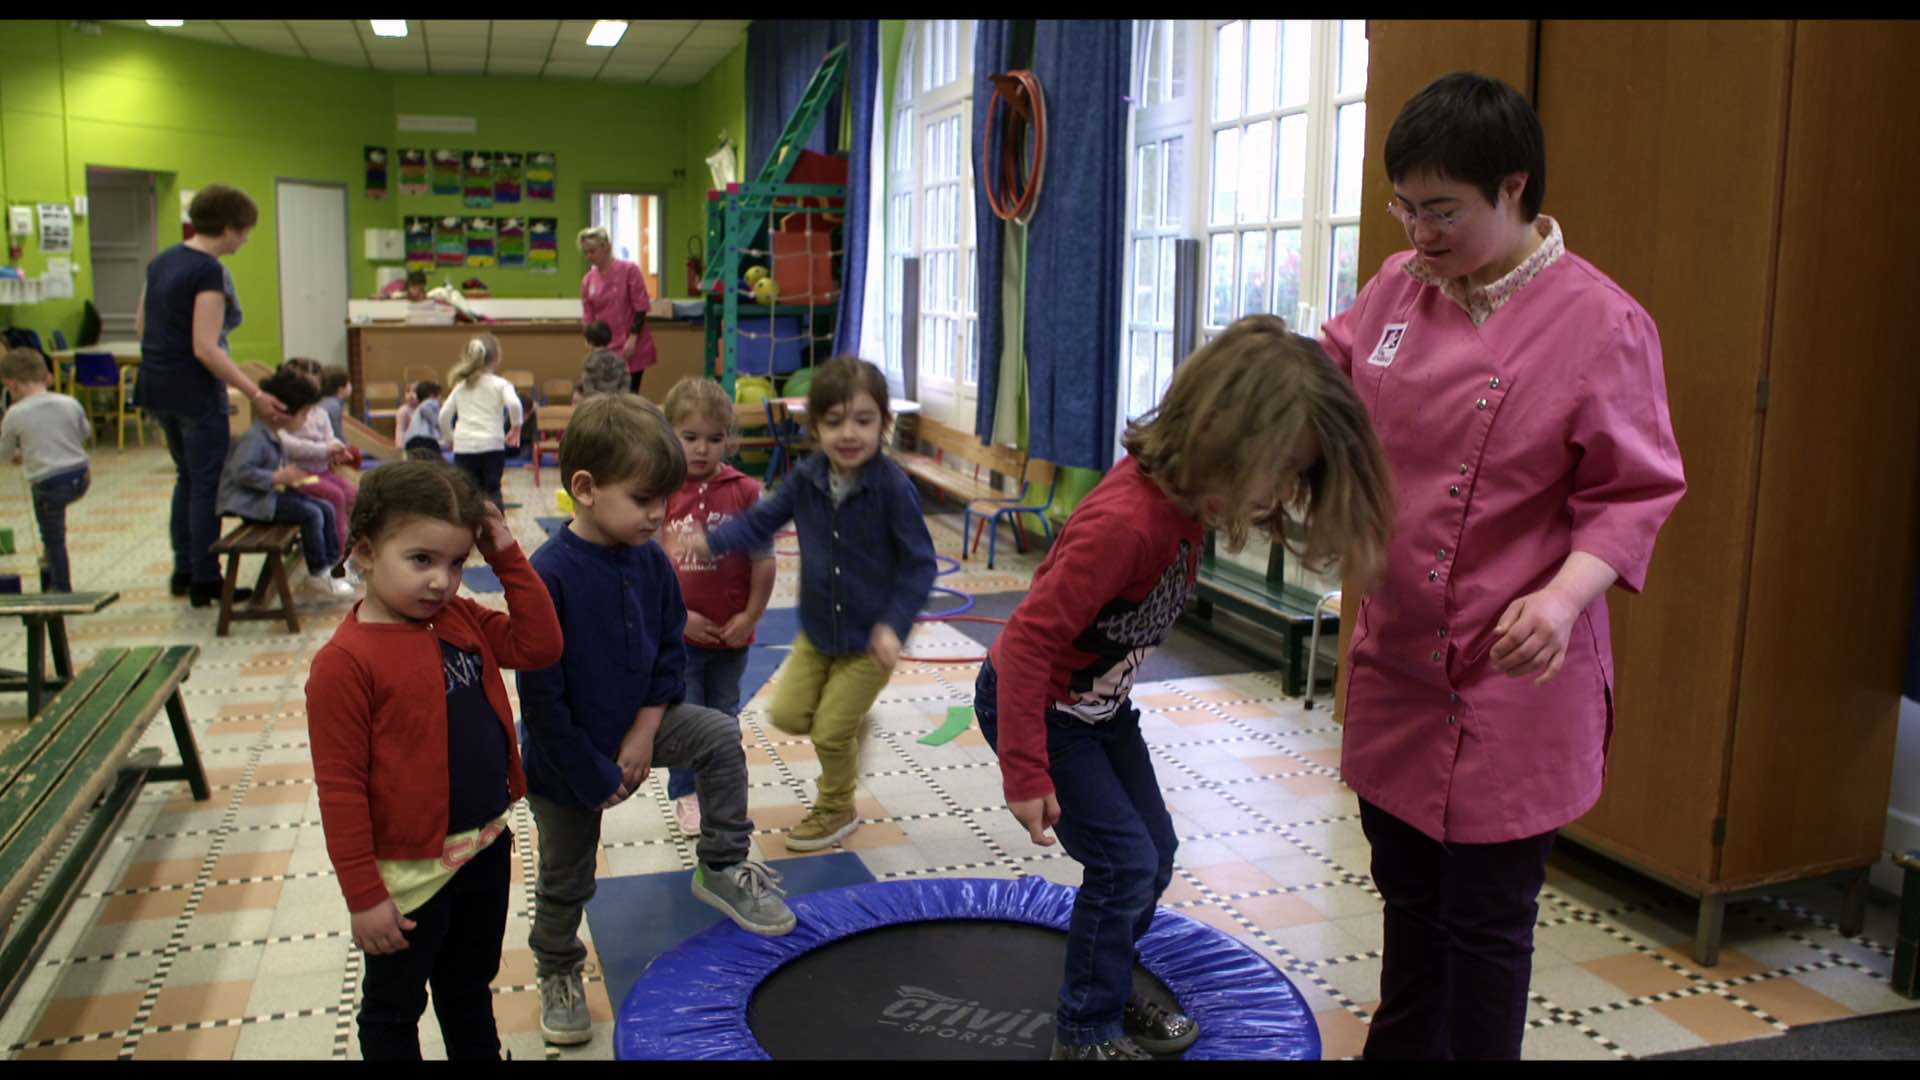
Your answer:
[1336,20,1535,722]
[1720,20,1920,884]
[1536,20,1793,887]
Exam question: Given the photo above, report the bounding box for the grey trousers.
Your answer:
[526,701,752,977]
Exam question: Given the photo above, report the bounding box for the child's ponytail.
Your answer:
[446,333,501,390]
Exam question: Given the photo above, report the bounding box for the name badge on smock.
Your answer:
[1367,323,1408,368]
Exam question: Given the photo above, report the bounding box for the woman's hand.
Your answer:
[1007,794,1062,846]
[869,625,902,673]
[351,898,415,955]
[474,500,514,556]
[1490,585,1580,685]
[251,389,290,425]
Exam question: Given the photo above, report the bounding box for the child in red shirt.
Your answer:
[660,376,776,835]
[977,316,1394,1059]
[306,458,563,1060]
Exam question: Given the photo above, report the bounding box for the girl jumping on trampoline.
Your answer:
[974,315,1394,1060]
[671,356,938,852]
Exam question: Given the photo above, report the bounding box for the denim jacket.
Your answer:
[217,421,285,521]
[708,452,936,655]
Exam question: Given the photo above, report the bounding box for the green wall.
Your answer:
[0,20,747,364]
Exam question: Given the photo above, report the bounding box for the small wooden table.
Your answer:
[0,591,120,717]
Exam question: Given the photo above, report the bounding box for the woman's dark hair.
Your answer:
[1384,71,1545,221]
[415,379,441,400]
[281,356,323,386]
[348,458,488,548]
[259,369,321,414]
[584,320,613,348]
[806,356,892,433]
[187,184,260,236]
[321,369,351,395]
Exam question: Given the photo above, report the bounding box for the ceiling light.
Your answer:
[146,20,184,27]
[369,20,409,38]
[586,20,628,47]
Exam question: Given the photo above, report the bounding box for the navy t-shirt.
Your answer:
[135,244,233,416]
[441,641,510,833]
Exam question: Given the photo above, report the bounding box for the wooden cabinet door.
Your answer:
[1719,20,1920,885]
[1536,20,1793,888]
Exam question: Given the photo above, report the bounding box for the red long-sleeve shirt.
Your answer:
[990,457,1204,801]
[306,541,563,913]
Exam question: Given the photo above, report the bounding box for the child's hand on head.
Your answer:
[869,624,901,672]
[351,898,416,955]
[474,500,514,556]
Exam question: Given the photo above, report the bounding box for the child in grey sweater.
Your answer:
[0,348,92,591]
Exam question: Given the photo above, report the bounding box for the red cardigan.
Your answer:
[307,541,563,913]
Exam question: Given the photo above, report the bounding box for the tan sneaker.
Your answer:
[784,806,859,852]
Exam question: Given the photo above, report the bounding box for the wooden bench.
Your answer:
[0,591,119,717]
[0,645,209,1012]
[1184,531,1338,698]
[210,521,303,636]
[897,416,1032,554]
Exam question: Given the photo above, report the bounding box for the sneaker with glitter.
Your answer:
[538,969,591,1045]
[691,859,797,936]
[1049,1034,1155,1060]
[1124,995,1199,1054]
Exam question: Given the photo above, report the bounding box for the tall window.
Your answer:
[1124,20,1195,422]
[587,191,663,298]
[887,19,978,429]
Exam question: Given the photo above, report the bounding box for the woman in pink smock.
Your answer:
[578,225,657,394]
[1317,72,1687,1060]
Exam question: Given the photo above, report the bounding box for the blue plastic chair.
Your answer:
[965,458,1060,569]
[72,352,120,437]
[50,330,68,351]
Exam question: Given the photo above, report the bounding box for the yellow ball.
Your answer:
[744,266,769,286]
[752,277,781,304]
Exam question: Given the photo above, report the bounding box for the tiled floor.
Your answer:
[1,445,1910,1060]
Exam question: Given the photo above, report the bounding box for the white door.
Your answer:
[86,168,157,340]
[276,180,350,368]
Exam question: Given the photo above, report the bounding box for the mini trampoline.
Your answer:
[615,875,1320,1060]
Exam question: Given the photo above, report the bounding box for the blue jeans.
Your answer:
[152,407,232,587]
[31,467,90,592]
[973,657,1176,1045]
[669,644,751,800]
[267,492,339,575]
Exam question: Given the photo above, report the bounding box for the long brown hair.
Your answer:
[1122,314,1393,589]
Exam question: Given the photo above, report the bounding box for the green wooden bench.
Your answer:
[1184,531,1338,698]
[0,591,120,717]
[0,645,209,1013]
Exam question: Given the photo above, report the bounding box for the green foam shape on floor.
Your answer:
[920,705,975,746]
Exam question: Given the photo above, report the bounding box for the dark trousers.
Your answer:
[153,407,231,587]
[974,658,1175,1045]
[1357,798,1557,1061]
[627,369,646,394]
[454,450,507,506]
[669,644,750,799]
[31,466,90,592]
[357,831,511,1061]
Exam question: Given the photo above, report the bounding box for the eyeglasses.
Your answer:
[1386,202,1467,232]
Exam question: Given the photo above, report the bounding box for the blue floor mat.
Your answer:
[536,516,569,539]
[584,851,876,1014]
[463,565,503,593]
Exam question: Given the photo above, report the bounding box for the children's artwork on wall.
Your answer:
[498,217,527,268]
[494,153,523,204]
[431,150,462,196]
[435,215,467,267]
[404,216,436,272]
[529,217,559,273]
[399,149,429,196]
[365,147,389,200]
[464,216,497,268]
[464,151,495,208]
[527,152,556,201]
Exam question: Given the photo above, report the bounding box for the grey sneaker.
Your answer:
[1124,995,1199,1054]
[538,969,591,1045]
[691,860,797,936]
[1048,1034,1154,1060]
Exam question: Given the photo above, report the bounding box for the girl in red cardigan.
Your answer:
[307,459,563,1061]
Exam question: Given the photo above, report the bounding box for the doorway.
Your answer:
[275,179,350,369]
[85,167,158,341]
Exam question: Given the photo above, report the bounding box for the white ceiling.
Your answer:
[109,20,750,87]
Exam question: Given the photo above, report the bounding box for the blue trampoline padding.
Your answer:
[461,565,504,593]
[614,875,1320,1061]
[585,852,876,1021]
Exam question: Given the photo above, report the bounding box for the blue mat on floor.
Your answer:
[537,516,569,538]
[463,565,503,593]
[584,851,876,1016]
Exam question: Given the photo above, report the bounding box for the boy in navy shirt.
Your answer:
[516,393,794,1047]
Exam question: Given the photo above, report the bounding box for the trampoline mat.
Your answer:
[746,918,1182,1060]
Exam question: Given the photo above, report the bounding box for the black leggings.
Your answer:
[454,450,507,506]
[628,369,646,394]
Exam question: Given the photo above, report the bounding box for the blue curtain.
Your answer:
[831,22,880,357]
[970,21,1018,443]
[1022,21,1131,472]
[746,21,852,178]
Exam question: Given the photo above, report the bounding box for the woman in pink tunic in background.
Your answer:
[578,225,657,394]
[1317,72,1686,1061]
